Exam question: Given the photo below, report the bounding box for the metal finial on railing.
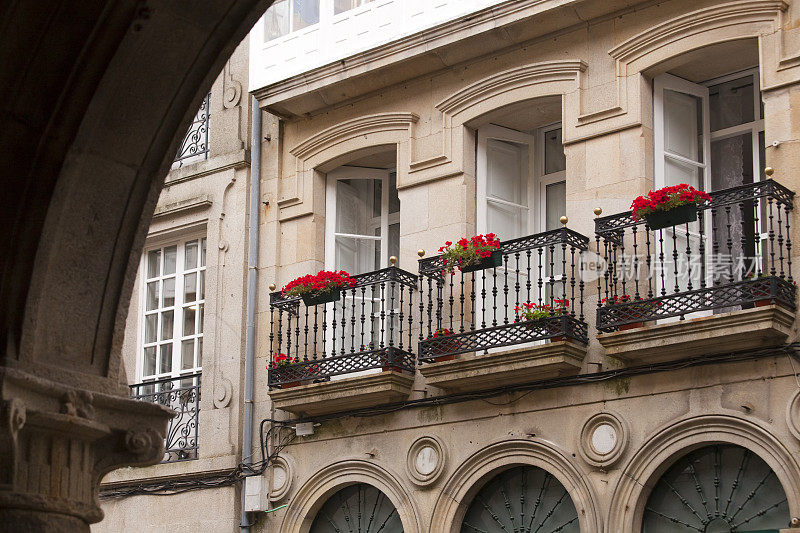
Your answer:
[765,166,774,177]
[417,249,425,258]
[560,216,568,226]
[593,207,602,217]
[269,283,276,291]
[389,256,397,265]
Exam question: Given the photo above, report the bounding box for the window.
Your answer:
[140,237,206,385]
[333,0,373,15]
[264,0,320,41]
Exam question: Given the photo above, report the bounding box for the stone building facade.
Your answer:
[99,0,800,532]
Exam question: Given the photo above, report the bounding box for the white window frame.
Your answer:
[136,235,206,385]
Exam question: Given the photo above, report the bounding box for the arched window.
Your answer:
[310,483,402,532]
[643,444,790,532]
[461,465,579,533]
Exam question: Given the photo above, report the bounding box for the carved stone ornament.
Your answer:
[787,389,800,441]
[579,411,628,468]
[406,435,446,486]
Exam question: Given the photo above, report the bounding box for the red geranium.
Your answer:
[631,184,711,221]
[268,352,299,369]
[282,270,356,297]
[514,300,568,322]
[439,233,501,273]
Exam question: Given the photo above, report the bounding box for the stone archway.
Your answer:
[0,1,272,530]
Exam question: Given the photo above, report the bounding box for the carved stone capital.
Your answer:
[0,367,173,530]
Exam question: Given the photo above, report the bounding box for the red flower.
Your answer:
[630,184,711,221]
[282,270,357,297]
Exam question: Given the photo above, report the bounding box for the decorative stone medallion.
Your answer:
[787,389,800,442]
[579,412,628,468]
[269,455,293,501]
[407,436,446,486]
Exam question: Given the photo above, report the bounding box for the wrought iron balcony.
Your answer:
[595,180,795,332]
[172,93,209,168]
[268,266,418,389]
[417,228,590,362]
[129,373,201,462]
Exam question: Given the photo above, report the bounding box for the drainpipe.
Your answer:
[241,95,261,532]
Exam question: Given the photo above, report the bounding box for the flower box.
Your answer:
[280,381,301,389]
[301,289,341,306]
[644,203,697,230]
[460,249,503,273]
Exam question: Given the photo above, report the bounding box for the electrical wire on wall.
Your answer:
[101,342,800,499]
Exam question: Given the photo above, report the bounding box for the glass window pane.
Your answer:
[147,250,161,278]
[185,240,198,269]
[163,277,175,307]
[159,344,172,374]
[199,270,205,300]
[146,281,159,311]
[545,181,567,231]
[544,128,566,174]
[144,314,157,343]
[198,337,203,359]
[487,200,525,241]
[373,180,382,218]
[336,179,371,235]
[711,132,753,190]
[292,0,319,31]
[184,272,197,302]
[198,304,204,334]
[182,340,195,370]
[164,246,177,275]
[265,0,289,41]
[388,172,400,214]
[487,139,527,205]
[709,75,755,131]
[389,223,400,263]
[664,90,703,164]
[144,346,156,376]
[160,310,174,341]
[184,306,196,336]
[335,0,371,14]
[200,237,206,267]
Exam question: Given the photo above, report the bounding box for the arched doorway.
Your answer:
[310,483,402,532]
[643,444,790,532]
[460,465,579,533]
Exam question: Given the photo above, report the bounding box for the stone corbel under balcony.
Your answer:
[268,371,414,417]
[597,305,795,365]
[418,341,586,393]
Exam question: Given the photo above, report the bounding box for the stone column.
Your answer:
[0,367,172,532]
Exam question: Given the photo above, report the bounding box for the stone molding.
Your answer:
[405,435,447,487]
[279,459,423,532]
[418,340,586,393]
[268,371,414,417]
[578,411,629,469]
[268,455,294,501]
[429,439,603,533]
[787,389,800,442]
[607,413,800,532]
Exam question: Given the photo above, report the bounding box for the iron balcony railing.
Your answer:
[173,92,209,168]
[268,266,418,389]
[129,373,201,462]
[595,180,795,332]
[417,228,590,362]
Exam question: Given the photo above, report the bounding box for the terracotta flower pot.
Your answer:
[433,354,457,362]
[280,381,301,388]
[618,321,644,331]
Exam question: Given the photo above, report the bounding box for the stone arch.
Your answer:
[408,60,586,185]
[607,413,800,532]
[430,439,603,533]
[280,459,423,533]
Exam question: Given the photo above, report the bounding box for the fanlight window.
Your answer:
[643,444,790,532]
[461,465,579,533]
[310,483,402,532]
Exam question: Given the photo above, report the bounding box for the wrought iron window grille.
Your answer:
[173,93,210,168]
[129,373,201,462]
[595,180,795,331]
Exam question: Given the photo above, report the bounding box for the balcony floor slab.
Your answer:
[597,305,795,365]
[418,340,586,393]
[268,371,415,417]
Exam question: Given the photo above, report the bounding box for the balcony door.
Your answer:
[476,123,567,329]
[325,166,399,374]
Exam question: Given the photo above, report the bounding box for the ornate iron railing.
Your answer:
[595,180,795,331]
[173,93,209,167]
[129,373,201,462]
[268,266,418,389]
[417,228,590,362]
